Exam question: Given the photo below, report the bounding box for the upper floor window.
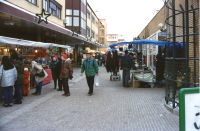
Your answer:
[92,30,95,38]
[27,0,37,5]
[73,10,79,16]
[81,0,86,6]
[87,27,90,36]
[92,16,95,24]
[87,10,90,19]
[100,30,104,36]
[43,0,62,19]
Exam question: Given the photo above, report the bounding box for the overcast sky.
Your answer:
[87,0,165,41]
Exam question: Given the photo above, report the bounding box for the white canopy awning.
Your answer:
[0,36,70,48]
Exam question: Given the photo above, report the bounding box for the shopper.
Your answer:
[49,56,58,89]
[55,55,63,91]
[12,53,24,104]
[81,53,99,95]
[98,53,103,66]
[0,56,17,107]
[22,59,31,96]
[59,54,73,96]
[30,60,48,96]
[121,53,136,87]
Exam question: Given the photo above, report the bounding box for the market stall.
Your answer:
[0,36,70,87]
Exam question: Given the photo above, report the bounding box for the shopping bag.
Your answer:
[94,75,99,87]
[34,76,39,86]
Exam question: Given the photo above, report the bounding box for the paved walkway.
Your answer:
[0,66,179,131]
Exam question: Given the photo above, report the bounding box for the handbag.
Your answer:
[35,67,45,77]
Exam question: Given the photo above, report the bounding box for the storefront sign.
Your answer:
[179,87,200,131]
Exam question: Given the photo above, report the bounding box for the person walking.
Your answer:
[30,60,48,96]
[12,53,24,104]
[81,53,99,95]
[121,53,136,87]
[55,55,63,91]
[59,54,73,97]
[98,53,103,66]
[0,56,17,107]
[49,56,58,89]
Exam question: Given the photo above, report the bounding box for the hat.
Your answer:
[62,54,67,59]
[85,52,91,55]
[54,55,58,60]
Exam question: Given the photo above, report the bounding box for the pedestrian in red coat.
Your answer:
[22,68,30,96]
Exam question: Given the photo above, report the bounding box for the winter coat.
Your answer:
[55,60,62,79]
[30,61,48,82]
[81,57,99,77]
[121,55,136,69]
[59,58,73,79]
[23,68,30,85]
[13,60,25,86]
[49,61,58,80]
[0,65,17,87]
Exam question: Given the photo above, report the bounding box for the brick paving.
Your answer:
[0,66,179,131]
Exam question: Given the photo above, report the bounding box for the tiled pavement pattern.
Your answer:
[0,66,179,131]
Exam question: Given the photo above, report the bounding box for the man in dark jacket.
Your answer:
[81,53,99,95]
[55,55,63,91]
[59,54,73,96]
[121,53,136,87]
[12,53,24,104]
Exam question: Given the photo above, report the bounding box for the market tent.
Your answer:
[109,40,169,48]
[0,36,70,48]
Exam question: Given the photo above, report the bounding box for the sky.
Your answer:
[87,0,165,41]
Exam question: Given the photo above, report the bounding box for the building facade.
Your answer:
[0,0,107,63]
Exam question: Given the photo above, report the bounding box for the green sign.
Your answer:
[179,87,200,131]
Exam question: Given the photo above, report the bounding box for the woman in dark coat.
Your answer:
[156,54,165,88]
[49,56,58,89]
[55,55,63,91]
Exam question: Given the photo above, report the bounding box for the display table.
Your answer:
[131,70,153,87]
[43,69,53,85]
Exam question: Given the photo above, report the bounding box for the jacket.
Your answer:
[23,68,30,85]
[0,65,17,87]
[59,58,73,79]
[30,61,48,82]
[81,57,99,77]
[13,60,25,86]
[49,61,58,80]
[121,55,136,69]
[55,60,62,78]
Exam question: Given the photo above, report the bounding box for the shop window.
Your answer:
[87,27,90,36]
[27,0,37,5]
[66,17,72,26]
[92,16,95,24]
[87,10,90,19]
[92,30,95,38]
[73,10,79,16]
[73,17,79,26]
[43,0,48,11]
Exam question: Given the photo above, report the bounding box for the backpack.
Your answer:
[83,59,96,69]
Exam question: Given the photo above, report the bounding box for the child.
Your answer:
[22,60,30,96]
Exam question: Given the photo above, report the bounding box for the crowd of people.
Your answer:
[0,50,74,107]
[0,50,101,107]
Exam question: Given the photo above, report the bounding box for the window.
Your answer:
[81,0,86,6]
[43,0,48,11]
[66,9,72,15]
[87,27,90,36]
[43,0,61,19]
[57,8,61,19]
[87,10,90,19]
[92,16,95,24]
[66,17,72,26]
[73,17,79,26]
[28,0,37,5]
[92,30,95,38]
[73,10,79,16]
[100,30,104,36]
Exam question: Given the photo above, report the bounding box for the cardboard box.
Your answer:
[134,79,140,87]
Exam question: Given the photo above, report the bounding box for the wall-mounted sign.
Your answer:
[179,87,200,131]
